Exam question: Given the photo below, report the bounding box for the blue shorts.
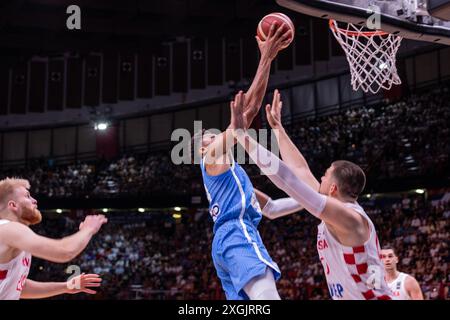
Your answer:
[211,220,281,300]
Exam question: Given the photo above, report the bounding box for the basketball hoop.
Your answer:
[329,19,402,94]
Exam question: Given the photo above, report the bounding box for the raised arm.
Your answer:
[204,23,292,170]
[243,23,293,124]
[204,22,292,164]
[230,100,366,235]
[265,90,320,191]
[254,189,303,220]
[0,215,107,263]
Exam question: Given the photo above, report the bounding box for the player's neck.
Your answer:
[0,212,19,223]
[336,194,357,204]
[386,269,399,282]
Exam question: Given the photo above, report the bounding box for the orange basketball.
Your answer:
[257,12,295,47]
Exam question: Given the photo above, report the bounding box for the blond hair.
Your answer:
[0,177,31,208]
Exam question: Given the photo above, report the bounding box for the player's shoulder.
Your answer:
[343,201,366,215]
[342,201,370,226]
[203,152,235,176]
[404,273,417,281]
[0,221,29,235]
[0,221,19,248]
[0,220,12,231]
[0,220,22,227]
[403,273,420,286]
[204,162,231,177]
[0,219,11,225]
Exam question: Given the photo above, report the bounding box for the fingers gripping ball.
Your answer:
[257,12,295,47]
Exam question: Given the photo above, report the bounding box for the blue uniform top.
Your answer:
[201,154,262,233]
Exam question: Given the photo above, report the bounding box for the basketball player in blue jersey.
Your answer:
[198,94,303,300]
[193,24,299,300]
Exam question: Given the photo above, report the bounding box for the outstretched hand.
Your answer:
[79,214,108,235]
[266,89,283,130]
[66,273,102,295]
[257,22,293,61]
[230,91,247,132]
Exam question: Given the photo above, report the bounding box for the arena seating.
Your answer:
[5,82,449,300]
[28,190,449,299]
[2,83,449,199]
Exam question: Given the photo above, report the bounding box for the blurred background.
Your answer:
[0,0,448,299]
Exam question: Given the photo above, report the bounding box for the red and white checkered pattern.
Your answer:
[317,202,395,300]
[342,245,392,300]
[0,270,8,280]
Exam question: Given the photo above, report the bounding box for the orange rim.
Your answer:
[329,19,388,36]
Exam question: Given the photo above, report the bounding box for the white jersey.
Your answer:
[0,220,32,300]
[317,202,394,300]
[388,272,411,300]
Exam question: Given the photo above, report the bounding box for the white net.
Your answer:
[329,20,402,94]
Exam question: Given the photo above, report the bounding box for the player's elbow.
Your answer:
[62,247,80,263]
[59,252,76,263]
[39,251,73,264]
[47,251,74,263]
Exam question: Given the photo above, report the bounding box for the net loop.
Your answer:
[329,19,402,94]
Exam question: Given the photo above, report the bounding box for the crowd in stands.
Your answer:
[3,79,449,300]
[286,86,449,180]
[29,192,449,300]
[1,84,449,198]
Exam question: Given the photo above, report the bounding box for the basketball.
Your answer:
[257,12,295,46]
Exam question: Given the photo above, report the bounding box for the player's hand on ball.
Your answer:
[230,91,246,132]
[266,89,283,130]
[79,214,108,235]
[66,273,102,295]
[257,22,293,61]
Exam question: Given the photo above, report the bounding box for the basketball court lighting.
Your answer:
[138,208,145,213]
[95,122,108,130]
[415,189,425,194]
[102,208,108,213]
[174,207,181,212]
[56,209,62,214]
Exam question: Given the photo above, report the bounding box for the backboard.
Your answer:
[276,0,450,45]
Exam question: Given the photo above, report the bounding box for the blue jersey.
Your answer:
[201,154,262,233]
[200,153,281,300]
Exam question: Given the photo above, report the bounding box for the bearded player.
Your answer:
[0,178,107,299]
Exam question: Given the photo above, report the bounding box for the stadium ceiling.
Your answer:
[0,0,285,52]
